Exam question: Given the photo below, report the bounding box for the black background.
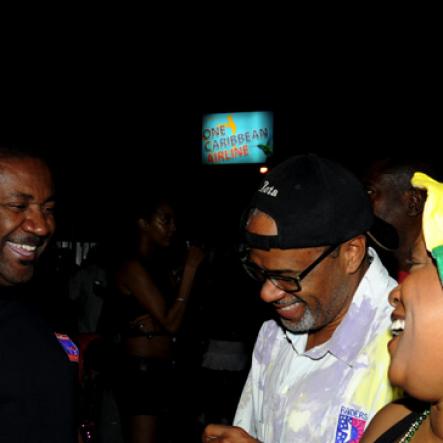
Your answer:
[1,53,441,244]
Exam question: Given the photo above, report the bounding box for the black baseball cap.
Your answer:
[242,154,395,250]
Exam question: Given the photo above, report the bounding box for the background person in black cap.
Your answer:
[203,154,400,443]
[364,157,433,283]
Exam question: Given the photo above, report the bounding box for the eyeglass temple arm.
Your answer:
[297,244,338,280]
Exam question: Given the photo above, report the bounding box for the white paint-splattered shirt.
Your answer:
[234,249,399,443]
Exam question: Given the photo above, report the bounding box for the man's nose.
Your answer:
[22,207,53,237]
[260,279,287,303]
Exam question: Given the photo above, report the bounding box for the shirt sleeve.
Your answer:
[233,322,272,438]
[233,368,257,436]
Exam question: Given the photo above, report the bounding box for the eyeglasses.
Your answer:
[241,244,338,293]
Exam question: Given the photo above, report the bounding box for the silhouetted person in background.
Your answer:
[105,196,204,443]
[67,244,111,442]
[0,145,78,443]
[68,245,108,334]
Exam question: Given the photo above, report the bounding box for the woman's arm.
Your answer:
[121,245,204,334]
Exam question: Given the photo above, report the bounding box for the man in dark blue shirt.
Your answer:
[0,145,77,443]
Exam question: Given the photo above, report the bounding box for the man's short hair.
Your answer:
[366,157,436,192]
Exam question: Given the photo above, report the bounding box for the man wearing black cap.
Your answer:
[203,154,398,442]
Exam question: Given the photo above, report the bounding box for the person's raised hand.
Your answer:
[185,244,206,269]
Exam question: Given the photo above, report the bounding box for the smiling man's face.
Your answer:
[0,157,55,286]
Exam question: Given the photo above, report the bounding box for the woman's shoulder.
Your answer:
[361,398,417,442]
[117,259,148,275]
[114,259,152,288]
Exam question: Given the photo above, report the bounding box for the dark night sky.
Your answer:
[1,66,441,243]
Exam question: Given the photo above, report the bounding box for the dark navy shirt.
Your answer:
[0,288,77,443]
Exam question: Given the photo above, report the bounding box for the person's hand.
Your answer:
[185,244,206,269]
[411,172,443,251]
[202,424,260,443]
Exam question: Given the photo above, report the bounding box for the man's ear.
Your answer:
[406,188,425,216]
[341,235,367,274]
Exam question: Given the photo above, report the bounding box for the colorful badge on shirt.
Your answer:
[55,332,79,363]
[335,405,368,443]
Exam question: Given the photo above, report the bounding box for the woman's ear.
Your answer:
[341,235,367,274]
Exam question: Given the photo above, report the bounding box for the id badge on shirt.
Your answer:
[55,332,79,363]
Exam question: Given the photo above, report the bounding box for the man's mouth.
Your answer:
[6,241,39,260]
[274,299,306,320]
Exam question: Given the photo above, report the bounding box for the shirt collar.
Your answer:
[284,248,392,366]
